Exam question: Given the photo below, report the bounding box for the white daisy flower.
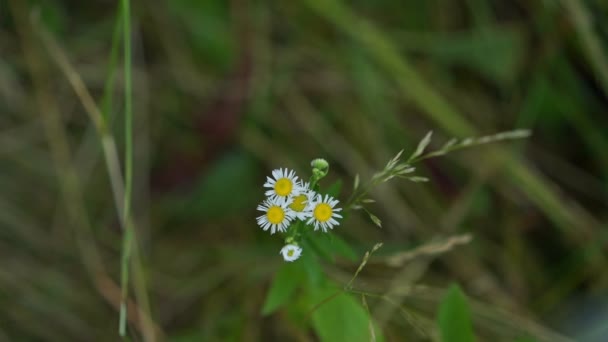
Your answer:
[256,197,295,234]
[306,194,343,232]
[288,181,315,220]
[264,168,302,200]
[280,244,303,262]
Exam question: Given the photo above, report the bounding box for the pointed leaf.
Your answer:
[325,179,343,197]
[437,284,476,342]
[327,233,358,261]
[300,239,323,287]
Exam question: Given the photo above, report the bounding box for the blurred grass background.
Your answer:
[1,0,608,340]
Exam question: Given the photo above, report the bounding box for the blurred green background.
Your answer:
[1,0,608,340]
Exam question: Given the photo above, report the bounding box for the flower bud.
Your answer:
[310,158,329,171]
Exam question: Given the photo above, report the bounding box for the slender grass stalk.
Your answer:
[8,0,105,281]
[564,0,608,99]
[303,0,603,244]
[119,0,134,337]
[102,7,123,122]
[360,294,377,342]
[119,226,134,336]
[34,12,129,220]
[99,7,125,224]
[122,0,133,223]
[33,4,157,337]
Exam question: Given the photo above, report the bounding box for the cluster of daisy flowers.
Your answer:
[256,161,342,262]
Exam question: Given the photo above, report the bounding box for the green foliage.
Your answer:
[350,129,530,228]
[33,0,67,34]
[261,262,305,315]
[167,0,234,70]
[437,284,476,342]
[324,179,343,197]
[308,232,357,262]
[4,0,607,340]
[309,281,384,342]
[410,28,525,85]
[167,151,258,219]
[513,338,538,342]
[300,239,325,287]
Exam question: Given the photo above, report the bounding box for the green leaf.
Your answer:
[305,235,334,262]
[311,233,358,262]
[300,239,324,287]
[437,284,476,342]
[328,234,358,261]
[166,151,257,220]
[261,262,304,315]
[309,281,384,342]
[325,179,343,197]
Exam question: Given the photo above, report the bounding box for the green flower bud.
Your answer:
[312,168,324,178]
[310,158,330,189]
[311,158,329,171]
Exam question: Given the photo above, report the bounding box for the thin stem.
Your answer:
[346,243,382,289]
[119,0,133,337]
[32,3,155,339]
[122,0,133,224]
[102,5,123,122]
[346,178,381,209]
[304,290,343,322]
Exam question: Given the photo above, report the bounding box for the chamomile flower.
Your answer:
[264,168,303,200]
[288,181,315,220]
[256,197,295,234]
[280,244,303,262]
[307,194,343,232]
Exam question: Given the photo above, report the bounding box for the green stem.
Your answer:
[101,4,123,122]
[119,0,133,337]
[119,226,133,336]
[122,0,132,227]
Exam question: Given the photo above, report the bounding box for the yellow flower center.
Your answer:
[287,249,295,257]
[267,206,285,224]
[289,194,307,212]
[313,203,332,222]
[274,178,293,196]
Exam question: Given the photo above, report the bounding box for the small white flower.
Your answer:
[256,197,295,234]
[306,194,343,232]
[280,244,303,262]
[264,168,302,200]
[288,181,316,220]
